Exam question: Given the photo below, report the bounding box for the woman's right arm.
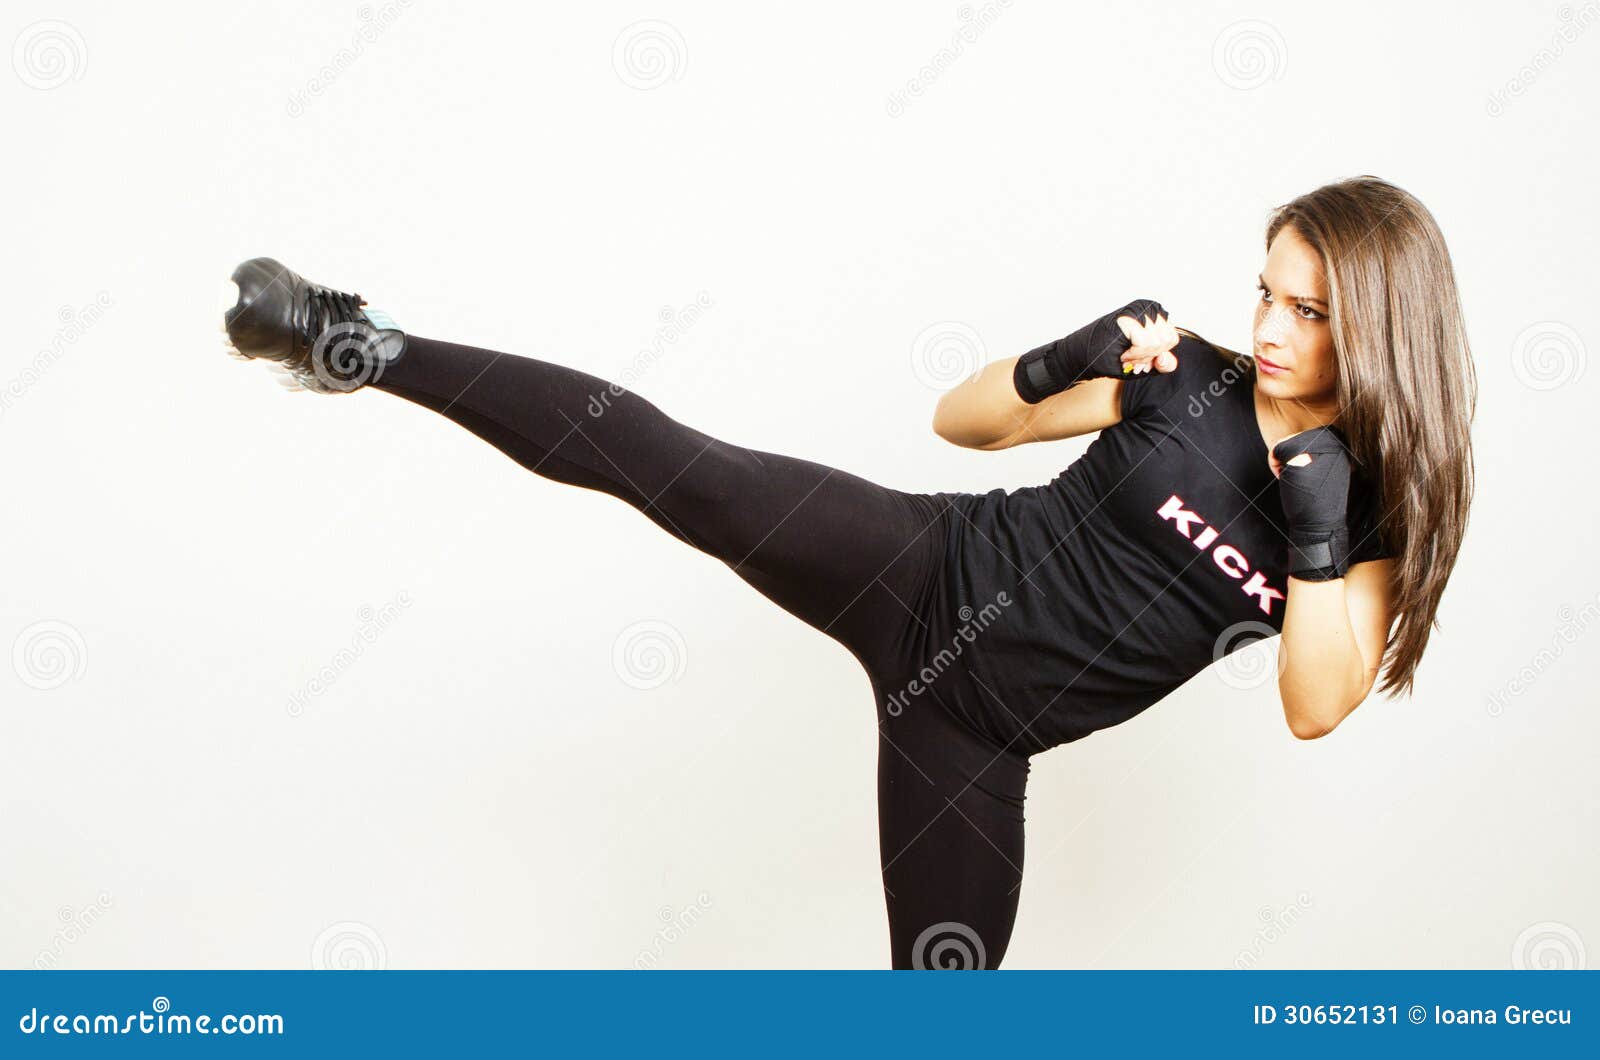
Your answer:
[932,307,1181,451]
[932,362,1122,450]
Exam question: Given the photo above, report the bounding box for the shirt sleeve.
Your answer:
[1119,333,1206,424]
[1345,475,1396,565]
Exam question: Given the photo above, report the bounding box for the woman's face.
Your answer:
[1253,225,1338,408]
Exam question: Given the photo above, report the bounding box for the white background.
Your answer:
[2,0,1594,969]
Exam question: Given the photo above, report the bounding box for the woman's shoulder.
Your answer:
[1175,329,1255,379]
[1122,329,1255,422]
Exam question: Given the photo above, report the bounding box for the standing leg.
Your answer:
[875,693,1030,969]
[372,335,954,673]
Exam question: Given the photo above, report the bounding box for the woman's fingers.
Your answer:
[1267,439,1317,477]
[1118,313,1179,374]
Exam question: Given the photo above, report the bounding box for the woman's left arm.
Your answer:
[1277,559,1397,739]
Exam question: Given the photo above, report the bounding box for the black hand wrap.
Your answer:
[1012,298,1167,404]
[1272,426,1354,581]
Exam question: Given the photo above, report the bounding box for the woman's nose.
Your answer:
[1254,303,1295,349]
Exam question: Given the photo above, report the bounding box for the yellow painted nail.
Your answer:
[1123,363,1134,373]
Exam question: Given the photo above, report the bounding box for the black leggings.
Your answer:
[374,336,1031,969]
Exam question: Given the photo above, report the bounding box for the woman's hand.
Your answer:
[1268,441,1315,478]
[1116,312,1181,375]
[1270,426,1353,580]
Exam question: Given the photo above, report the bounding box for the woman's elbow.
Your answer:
[1282,691,1350,740]
[1287,714,1337,741]
[1284,688,1370,740]
[930,395,960,444]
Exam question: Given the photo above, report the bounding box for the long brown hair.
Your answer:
[1258,176,1478,695]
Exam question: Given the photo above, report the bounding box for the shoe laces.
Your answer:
[302,285,368,351]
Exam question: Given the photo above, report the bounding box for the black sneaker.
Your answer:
[221,257,406,393]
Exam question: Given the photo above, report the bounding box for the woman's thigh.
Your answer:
[720,476,957,674]
[374,336,959,672]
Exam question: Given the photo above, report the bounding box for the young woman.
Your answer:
[220,175,1475,969]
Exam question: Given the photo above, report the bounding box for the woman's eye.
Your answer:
[1258,285,1323,320]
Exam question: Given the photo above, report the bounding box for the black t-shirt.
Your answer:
[931,334,1391,751]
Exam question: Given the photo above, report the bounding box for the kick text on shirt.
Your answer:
[1157,494,1286,617]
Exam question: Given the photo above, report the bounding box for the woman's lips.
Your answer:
[1256,353,1289,376]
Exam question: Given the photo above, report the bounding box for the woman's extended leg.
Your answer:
[371,335,953,673]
